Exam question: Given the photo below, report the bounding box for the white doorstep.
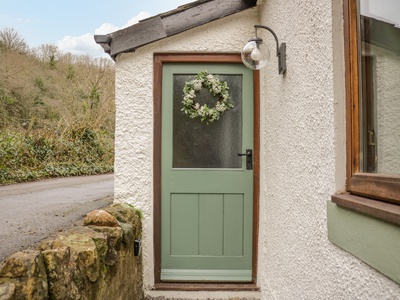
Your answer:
[145,290,261,300]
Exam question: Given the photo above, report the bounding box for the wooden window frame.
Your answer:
[332,0,400,222]
[153,53,260,290]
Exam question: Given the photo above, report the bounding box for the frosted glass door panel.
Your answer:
[172,74,243,169]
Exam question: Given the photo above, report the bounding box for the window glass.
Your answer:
[172,74,243,168]
[359,0,400,175]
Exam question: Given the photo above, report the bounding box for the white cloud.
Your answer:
[57,11,151,58]
[95,23,120,35]
[57,33,103,57]
[125,11,152,27]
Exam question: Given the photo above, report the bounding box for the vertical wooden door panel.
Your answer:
[171,194,199,255]
[199,194,224,256]
[223,194,244,256]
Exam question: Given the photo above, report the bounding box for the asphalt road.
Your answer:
[0,174,114,263]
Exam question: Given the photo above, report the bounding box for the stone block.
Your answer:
[39,227,105,299]
[0,250,48,300]
[84,209,119,227]
[0,283,15,300]
[105,203,141,234]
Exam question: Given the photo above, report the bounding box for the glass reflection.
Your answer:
[359,0,400,174]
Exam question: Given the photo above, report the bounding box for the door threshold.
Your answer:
[154,282,259,291]
[147,289,261,300]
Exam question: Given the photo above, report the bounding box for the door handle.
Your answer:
[238,149,253,170]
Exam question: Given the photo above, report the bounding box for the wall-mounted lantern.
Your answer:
[241,25,287,74]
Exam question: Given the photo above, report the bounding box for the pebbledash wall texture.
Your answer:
[113,0,400,299]
[257,0,399,299]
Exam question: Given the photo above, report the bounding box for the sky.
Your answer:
[0,0,190,58]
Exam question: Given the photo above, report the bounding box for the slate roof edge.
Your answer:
[94,0,258,60]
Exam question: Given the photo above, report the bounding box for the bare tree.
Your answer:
[33,44,60,63]
[0,27,28,52]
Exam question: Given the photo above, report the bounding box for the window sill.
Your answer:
[331,193,400,226]
[349,173,400,205]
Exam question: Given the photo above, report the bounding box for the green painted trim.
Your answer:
[327,201,400,284]
[161,269,252,282]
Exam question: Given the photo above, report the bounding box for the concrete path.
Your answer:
[0,174,114,262]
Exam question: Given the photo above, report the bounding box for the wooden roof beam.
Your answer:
[94,0,257,59]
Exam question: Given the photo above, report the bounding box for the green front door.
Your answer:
[161,63,254,282]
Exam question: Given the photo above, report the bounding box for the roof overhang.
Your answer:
[94,0,258,60]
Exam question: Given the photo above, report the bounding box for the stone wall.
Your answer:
[0,203,143,300]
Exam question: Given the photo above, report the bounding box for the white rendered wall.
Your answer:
[113,0,400,297]
[257,0,400,299]
[112,8,260,292]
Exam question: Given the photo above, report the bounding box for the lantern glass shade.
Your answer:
[241,40,270,70]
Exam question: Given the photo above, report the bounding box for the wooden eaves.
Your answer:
[94,0,258,60]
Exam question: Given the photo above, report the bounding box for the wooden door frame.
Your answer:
[153,53,260,290]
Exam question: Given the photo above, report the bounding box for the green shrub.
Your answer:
[0,35,115,184]
[0,129,114,184]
